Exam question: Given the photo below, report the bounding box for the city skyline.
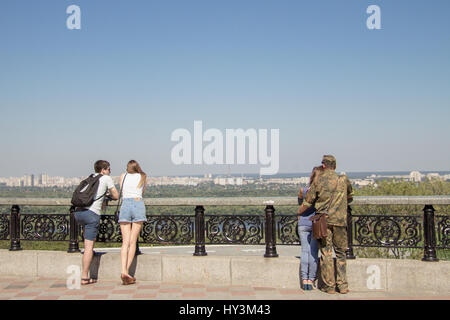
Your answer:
[3,168,450,178]
[1,1,450,177]
[2,170,449,188]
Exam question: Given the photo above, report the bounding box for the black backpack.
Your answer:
[71,174,106,209]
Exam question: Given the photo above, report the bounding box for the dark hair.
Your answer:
[323,162,336,170]
[309,166,324,185]
[94,160,110,173]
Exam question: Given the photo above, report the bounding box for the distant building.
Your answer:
[426,173,441,180]
[409,171,422,182]
[350,179,375,187]
[39,174,49,186]
[23,174,34,187]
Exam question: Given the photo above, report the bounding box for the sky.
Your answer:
[0,0,449,177]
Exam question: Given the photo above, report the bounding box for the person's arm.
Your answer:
[106,176,119,200]
[109,186,119,200]
[297,184,316,216]
[298,187,304,199]
[297,187,304,205]
[119,173,125,191]
[297,204,309,216]
[346,176,354,203]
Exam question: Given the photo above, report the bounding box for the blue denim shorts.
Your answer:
[74,210,100,241]
[119,198,147,223]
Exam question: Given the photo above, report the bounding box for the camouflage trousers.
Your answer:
[317,225,348,291]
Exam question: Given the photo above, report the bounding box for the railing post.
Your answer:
[264,205,278,258]
[422,205,439,262]
[135,241,142,256]
[9,205,22,251]
[346,205,356,259]
[67,206,80,253]
[193,205,207,256]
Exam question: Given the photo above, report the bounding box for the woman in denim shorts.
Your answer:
[118,160,147,285]
[297,166,322,290]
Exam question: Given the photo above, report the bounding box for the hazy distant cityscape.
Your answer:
[1,171,449,189]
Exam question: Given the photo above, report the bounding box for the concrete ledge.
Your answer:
[1,249,449,294]
[162,256,231,284]
[0,250,38,277]
[231,256,299,288]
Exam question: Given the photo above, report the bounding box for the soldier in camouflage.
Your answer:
[297,155,353,294]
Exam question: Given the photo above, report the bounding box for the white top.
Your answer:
[88,174,115,215]
[121,173,144,199]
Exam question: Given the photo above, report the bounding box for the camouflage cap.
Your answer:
[322,154,336,167]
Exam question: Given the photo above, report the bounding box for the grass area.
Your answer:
[2,240,448,261]
[1,180,449,257]
[353,247,450,261]
[0,240,128,251]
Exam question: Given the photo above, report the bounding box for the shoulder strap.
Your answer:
[92,174,107,202]
[115,173,128,213]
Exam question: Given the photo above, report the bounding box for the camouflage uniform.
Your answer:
[302,155,353,292]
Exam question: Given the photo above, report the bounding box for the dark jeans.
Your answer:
[74,210,100,241]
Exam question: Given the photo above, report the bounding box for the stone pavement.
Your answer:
[0,276,448,300]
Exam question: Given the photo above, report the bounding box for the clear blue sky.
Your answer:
[0,0,449,177]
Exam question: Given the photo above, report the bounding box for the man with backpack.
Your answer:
[72,160,119,285]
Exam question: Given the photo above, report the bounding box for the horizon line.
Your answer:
[2,169,450,179]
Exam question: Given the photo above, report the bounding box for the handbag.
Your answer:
[114,173,127,223]
[309,176,342,240]
[310,212,328,240]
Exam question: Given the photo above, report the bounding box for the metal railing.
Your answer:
[0,196,449,261]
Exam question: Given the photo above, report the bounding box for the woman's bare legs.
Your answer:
[120,222,132,277]
[120,221,143,277]
[126,222,143,273]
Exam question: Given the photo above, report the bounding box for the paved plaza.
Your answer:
[1,246,449,300]
[0,276,448,300]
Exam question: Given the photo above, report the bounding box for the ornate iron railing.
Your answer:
[0,213,9,240]
[352,215,423,248]
[205,215,264,245]
[0,196,449,261]
[436,215,450,249]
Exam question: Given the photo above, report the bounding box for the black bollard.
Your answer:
[264,205,278,258]
[422,205,439,262]
[135,241,142,256]
[67,206,80,253]
[346,205,356,259]
[9,205,22,251]
[193,205,207,256]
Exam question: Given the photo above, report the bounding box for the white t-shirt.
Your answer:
[121,173,144,199]
[88,174,115,215]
